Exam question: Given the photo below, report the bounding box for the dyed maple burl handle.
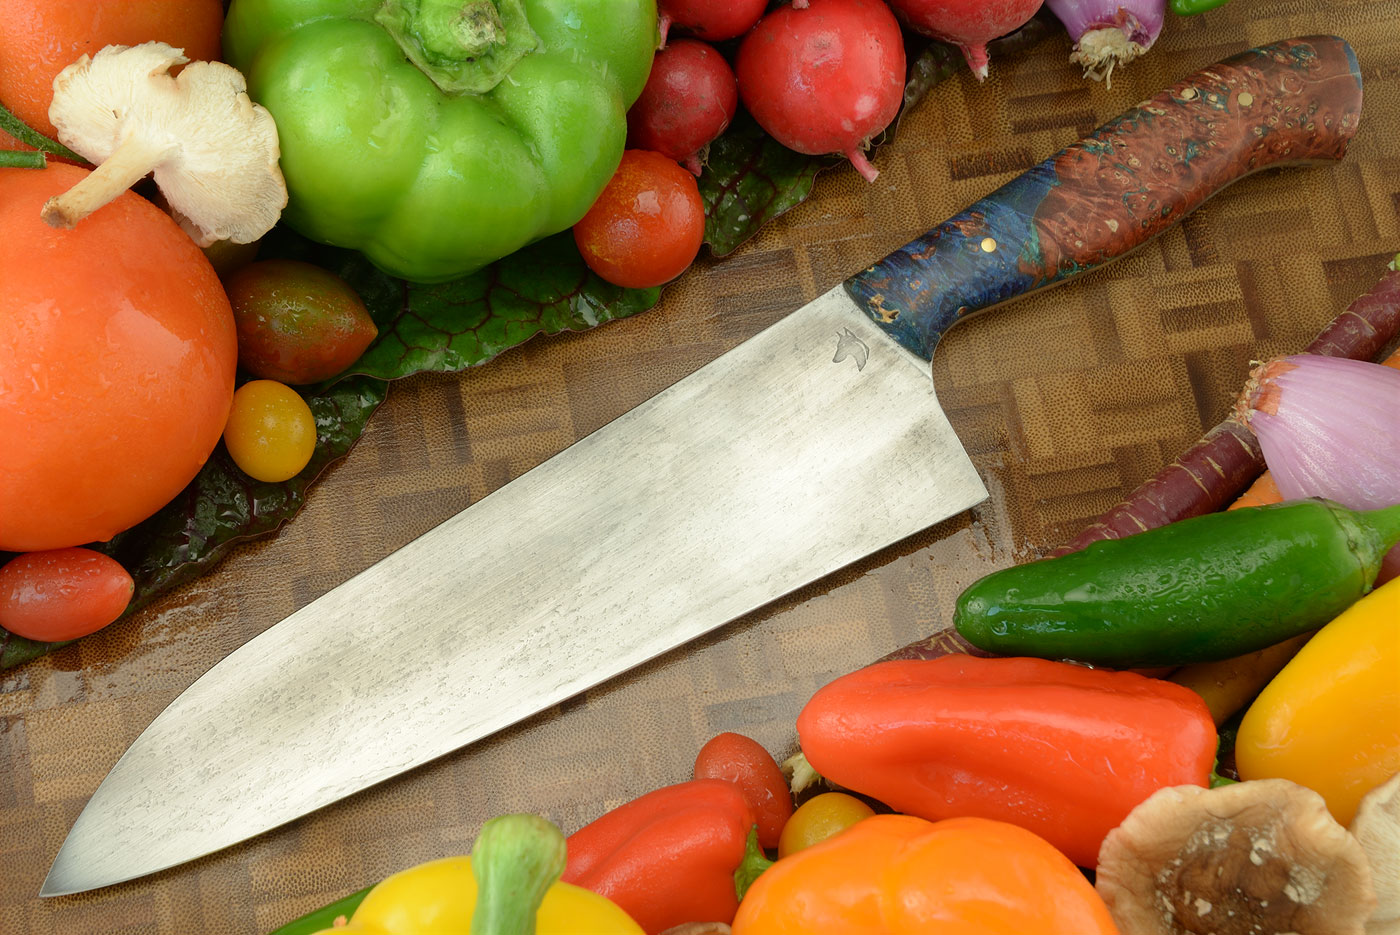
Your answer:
[846,36,1364,361]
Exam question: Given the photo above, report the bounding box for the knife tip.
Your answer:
[39,837,101,898]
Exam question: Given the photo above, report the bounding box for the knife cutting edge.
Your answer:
[42,35,1363,896]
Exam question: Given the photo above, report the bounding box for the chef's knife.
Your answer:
[43,36,1362,896]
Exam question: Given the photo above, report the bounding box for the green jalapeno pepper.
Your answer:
[1170,0,1234,15]
[955,498,1400,668]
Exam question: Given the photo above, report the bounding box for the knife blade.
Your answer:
[42,35,1362,896]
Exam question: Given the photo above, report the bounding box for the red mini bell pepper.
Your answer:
[796,656,1216,867]
[563,779,759,934]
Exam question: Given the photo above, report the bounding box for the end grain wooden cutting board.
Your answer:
[2,1,1398,931]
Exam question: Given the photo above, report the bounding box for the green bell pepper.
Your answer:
[224,0,657,283]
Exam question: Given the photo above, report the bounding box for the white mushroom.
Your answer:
[42,41,286,245]
[1352,774,1400,935]
[1096,780,1377,935]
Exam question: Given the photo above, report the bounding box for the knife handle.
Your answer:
[845,35,1363,361]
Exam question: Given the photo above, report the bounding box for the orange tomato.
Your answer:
[0,548,134,642]
[0,164,237,551]
[0,0,223,145]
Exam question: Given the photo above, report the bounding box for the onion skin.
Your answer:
[1044,0,1165,83]
[1242,356,1400,510]
[1241,354,1400,584]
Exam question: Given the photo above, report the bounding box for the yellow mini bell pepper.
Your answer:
[1237,577,1400,825]
[315,814,642,935]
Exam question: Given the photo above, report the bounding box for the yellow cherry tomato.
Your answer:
[777,792,875,858]
[223,380,316,482]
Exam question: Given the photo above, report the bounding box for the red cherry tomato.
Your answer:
[693,731,795,849]
[573,149,705,289]
[0,548,134,642]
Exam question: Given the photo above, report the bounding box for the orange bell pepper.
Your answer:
[732,814,1118,935]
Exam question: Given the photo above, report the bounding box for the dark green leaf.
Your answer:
[0,376,387,671]
[258,228,662,383]
[698,110,838,259]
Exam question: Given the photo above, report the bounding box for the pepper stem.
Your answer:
[733,826,773,901]
[1364,503,1400,553]
[469,814,567,935]
[40,134,176,229]
[376,0,540,95]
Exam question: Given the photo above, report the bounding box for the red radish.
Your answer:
[658,0,769,47]
[736,0,906,182]
[627,39,739,175]
[886,0,1045,80]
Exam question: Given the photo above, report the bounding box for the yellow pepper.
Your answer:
[1237,577,1400,825]
[316,814,642,935]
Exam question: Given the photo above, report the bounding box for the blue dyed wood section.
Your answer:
[845,36,1363,361]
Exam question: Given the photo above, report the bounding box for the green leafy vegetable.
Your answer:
[0,377,387,670]
[258,229,663,383]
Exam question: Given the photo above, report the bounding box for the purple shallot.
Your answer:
[1044,0,1165,84]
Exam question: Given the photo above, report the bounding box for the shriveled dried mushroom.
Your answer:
[41,42,286,245]
[1096,780,1377,935]
[1352,774,1400,935]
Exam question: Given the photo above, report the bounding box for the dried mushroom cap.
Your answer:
[42,42,286,245]
[1351,774,1400,935]
[1096,780,1377,935]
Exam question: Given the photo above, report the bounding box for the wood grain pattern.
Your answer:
[3,2,1399,932]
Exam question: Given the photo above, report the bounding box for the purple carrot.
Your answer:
[1044,0,1165,85]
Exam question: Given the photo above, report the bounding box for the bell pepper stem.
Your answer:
[470,814,568,935]
[1,150,45,169]
[782,751,825,795]
[733,826,773,902]
[375,0,539,94]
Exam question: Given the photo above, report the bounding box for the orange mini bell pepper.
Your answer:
[732,813,1119,935]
